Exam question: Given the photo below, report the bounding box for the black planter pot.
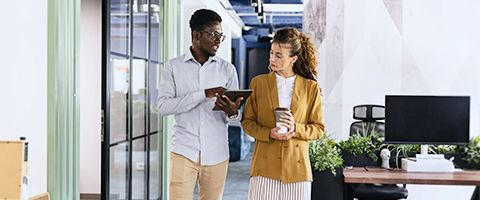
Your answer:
[389,155,405,169]
[342,151,380,167]
[447,152,480,169]
[311,168,344,200]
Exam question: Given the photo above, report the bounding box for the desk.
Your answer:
[343,167,480,200]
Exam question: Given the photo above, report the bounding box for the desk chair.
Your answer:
[349,105,408,200]
[472,186,479,200]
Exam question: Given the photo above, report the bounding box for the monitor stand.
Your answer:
[420,144,429,155]
[401,144,455,172]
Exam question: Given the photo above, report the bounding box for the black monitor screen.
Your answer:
[385,95,470,145]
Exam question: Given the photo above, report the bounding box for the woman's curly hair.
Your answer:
[272,27,318,81]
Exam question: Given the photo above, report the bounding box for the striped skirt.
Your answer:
[248,176,311,200]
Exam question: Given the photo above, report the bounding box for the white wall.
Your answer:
[80,0,102,194]
[0,0,102,196]
[304,0,479,199]
[305,0,480,140]
[0,0,48,197]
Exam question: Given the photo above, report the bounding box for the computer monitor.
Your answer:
[385,95,470,149]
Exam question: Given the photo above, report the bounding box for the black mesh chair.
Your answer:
[349,105,408,200]
[471,186,479,200]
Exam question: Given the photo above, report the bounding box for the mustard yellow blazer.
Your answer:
[241,72,325,183]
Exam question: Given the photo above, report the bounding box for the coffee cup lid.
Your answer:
[275,107,290,111]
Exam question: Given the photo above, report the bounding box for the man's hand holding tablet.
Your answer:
[213,90,253,117]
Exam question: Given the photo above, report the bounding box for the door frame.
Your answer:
[101,0,161,199]
[100,0,111,198]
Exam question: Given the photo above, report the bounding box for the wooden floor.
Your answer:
[80,193,100,200]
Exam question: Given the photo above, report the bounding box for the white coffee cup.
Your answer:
[275,107,290,134]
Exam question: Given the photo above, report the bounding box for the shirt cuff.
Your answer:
[226,110,242,123]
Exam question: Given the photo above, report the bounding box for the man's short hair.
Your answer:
[189,9,222,32]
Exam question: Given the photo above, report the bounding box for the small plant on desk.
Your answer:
[462,135,480,167]
[434,136,480,169]
[467,136,480,163]
[338,130,384,163]
[435,145,458,154]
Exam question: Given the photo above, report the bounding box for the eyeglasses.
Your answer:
[201,31,226,42]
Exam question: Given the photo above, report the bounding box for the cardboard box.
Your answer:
[0,141,26,199]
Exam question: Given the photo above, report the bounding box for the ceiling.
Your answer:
[228,0,303,42]
[109,0,303,42]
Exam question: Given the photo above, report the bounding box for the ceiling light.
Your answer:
[263,4,303,12]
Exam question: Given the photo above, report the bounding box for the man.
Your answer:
[157,9,243,200]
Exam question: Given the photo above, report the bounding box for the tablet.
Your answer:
[212,89,253,111]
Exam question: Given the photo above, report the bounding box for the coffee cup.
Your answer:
[275,107,290,134]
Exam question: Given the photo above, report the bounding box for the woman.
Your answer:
[241,27,325,200]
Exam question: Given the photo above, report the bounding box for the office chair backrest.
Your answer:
[348,105,409,200]
[350,105,385,137]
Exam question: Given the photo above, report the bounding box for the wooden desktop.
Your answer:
[343,167,480,200]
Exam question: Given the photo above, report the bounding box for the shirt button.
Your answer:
[277,157,281,159]
[296,144,299,147]
[297,160,301,163]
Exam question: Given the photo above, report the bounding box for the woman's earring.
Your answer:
[268,64,272,72]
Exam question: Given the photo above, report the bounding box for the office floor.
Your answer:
[101,149,251,200]
[194,151,252,200]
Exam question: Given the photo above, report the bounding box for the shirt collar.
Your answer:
[183,46,218,63]
[183,48,195,62]
[275,72,296,82]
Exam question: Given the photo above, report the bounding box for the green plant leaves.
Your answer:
[309,133,480,173]
[337,130,384,161]
[465,135,480,165]
[309,135,344,175]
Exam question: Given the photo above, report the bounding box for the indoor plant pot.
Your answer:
[342,151,380,167]
[311,168,344,200]
[309,134,344,200]
[451,152,480,169]
[338,132,383,167]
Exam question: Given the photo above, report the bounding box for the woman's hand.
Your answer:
[279,111,296,134]
[270,111,296,141]
[269,126,295,141]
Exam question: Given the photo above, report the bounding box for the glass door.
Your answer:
[102,0,163,199]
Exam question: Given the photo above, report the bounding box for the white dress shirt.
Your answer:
[157,49,241,165]
[275,73,296,108]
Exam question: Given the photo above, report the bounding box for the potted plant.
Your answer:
[387,144,465,169]
[309,134,344,200]
[435,144,458,161]
[338,130,384,167]
[453,136,480,169]
[465,136,480,165]
[427,136,480,169]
